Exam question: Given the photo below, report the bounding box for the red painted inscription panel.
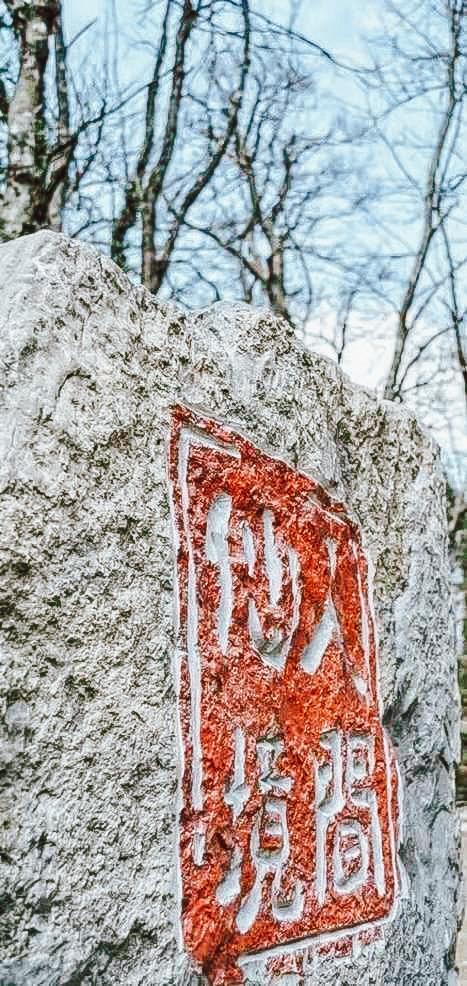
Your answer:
[169,407,400,983]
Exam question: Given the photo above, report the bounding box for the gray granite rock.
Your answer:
[0,231,461,985]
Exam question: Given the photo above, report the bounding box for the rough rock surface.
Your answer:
[0,231,461,985]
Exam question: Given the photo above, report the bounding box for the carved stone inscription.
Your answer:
[169,406,401,984]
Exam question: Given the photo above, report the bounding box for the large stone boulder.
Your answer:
[0,231,461,985]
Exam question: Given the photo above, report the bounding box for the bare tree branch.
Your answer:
[384,0,465,398]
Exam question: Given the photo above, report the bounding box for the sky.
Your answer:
[66,1,366,47]
[62,0,466,488]
[65,1,380,71]
[255,0,378,57]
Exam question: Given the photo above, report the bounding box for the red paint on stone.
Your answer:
[169,406,400,984]
[266,953,303,975]
[359,926,383,946]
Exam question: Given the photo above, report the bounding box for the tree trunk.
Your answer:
[47,2,70,230]
[1,1,58,239]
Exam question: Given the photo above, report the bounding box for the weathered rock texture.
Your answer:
[0,231,462,985]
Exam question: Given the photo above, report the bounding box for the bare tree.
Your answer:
[110,0,251,294]
[1,0,351,310]
[1,0,60,236]
[378,0,466,403]
[185,60,312,327]
[359,0,466,799]
[181,30,372,330]
[0,0,113,238]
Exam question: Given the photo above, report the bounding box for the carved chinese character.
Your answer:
[169,406,401,985]
[315,730,385,905]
